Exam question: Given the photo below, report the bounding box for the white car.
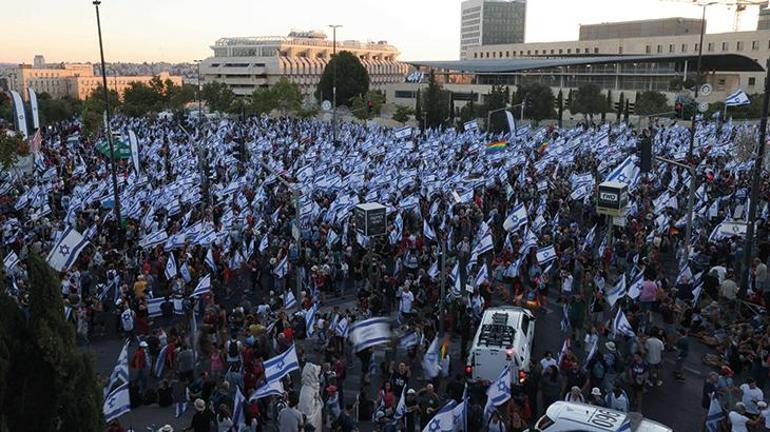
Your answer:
[529,402,673,432]
[465,306,535,384]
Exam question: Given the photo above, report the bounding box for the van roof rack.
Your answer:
[478,323,515,347]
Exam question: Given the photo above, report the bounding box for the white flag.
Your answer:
[45,226,89,272]
[348,317,392,352]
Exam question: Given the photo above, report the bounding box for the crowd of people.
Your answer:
[3,111,770,432]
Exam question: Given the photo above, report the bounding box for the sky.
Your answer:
[1,0,762,64]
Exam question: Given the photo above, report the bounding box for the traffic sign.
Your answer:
[698,102,709,113]
[700,83,713,96]
[321,100,332,112]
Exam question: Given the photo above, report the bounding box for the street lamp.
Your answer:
[328,24,342,145]
[194,59,203,126]
[92,0,123,244]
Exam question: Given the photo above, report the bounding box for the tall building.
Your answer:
[579,17,703,41]
[200,30,408,98]
[2,60,182,101]
[460,0,527,60]
[33,55,46,68]
[759,7,770,30]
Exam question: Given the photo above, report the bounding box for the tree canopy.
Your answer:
[249,78,304,115]
[514,82,556,123]
[635,91,671,116]
[201,81,237,113]
[80,87,121,138]
[423,71,450,129]
[572,84,608,120]
[316,51,369,106]
[350,90,385,120]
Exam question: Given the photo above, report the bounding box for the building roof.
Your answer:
[408,54,764,74]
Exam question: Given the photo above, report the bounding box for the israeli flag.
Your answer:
[399,330,419,349]
[103,382,131,423]
[139,230,169,250]
[483,366,512,421]
[249,379,285,402]
[475,263,488,286]
[305,302,318,336]
[104,340,130,397]
[263,344,300,382]
[45,226,89,272]
[274,256,288,278]
[233,385,247,429]
[605,155,640,187]
[153,344,169,378]
[205,248,217,272]
[472,233,494,256]
[423,220,437,242]
[582,225,597,251]
[704,395,724,432]
[4,251,20,272]
[613,308,636,338]
[283,290,297,309]
[335,317,349,337]
[190,274,212,298]
[676,264,693,284]
[536,245,557,265]
[627,273,643,299]
[394,385,408,420]
[422,337,443,380]
[422,400,459,432]
[724,89,750,107]
[503,203,527,232]
[180,262,192,283]
[349,317,392,352]
[259,234,269,252]
[165,253,177,280]
[327,229,339,248]
[606,274,627,307]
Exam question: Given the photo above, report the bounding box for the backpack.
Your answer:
[228,339,240,359]
[591,359,606,379]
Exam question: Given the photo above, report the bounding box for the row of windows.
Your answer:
[474,46,602,58]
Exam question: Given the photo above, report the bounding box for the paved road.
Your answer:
[87,294,716,432]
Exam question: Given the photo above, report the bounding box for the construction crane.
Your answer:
[659,0,767,32]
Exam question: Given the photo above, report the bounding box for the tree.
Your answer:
[572,84,607,121]
[566,89,574,113]
[414,89,423,125]
[269,78,303,115]
[0,93,12,125]
[167,82,196,112]
[393,105,414,123]
[423,71,450,129]
[513,82,555,123]
[122,82,162,117]
[635,91,671,116]
[556,89,564,127]
[316,51,369,106]
[80,87,120,137]
[478,85,509,118]
[38,94,81,124]
[602,90,612,122]
[351,90,385,120]
[0,130,25,176]
[201,82,236,113]
[458,93,477,125]
[0,255,103,431]
[616,92,625,123]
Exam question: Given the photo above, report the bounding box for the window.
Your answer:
[737,41,744,51]
[567,48,571,54]
[753,40,759,50]
[559,49,563,54]
[695,43,699,51]
[394,90,417,99]
[656,45,662,53]
[681,44,687,53]
[618,46,623,54]
[535,50,539,55]
[749,77,756,87]
[707,42,714,52]
[499,51,503,57]
[721,41,728,51]
[506,51,510,57]
[473,53,478,58]
[584,48,590,53]
[669,44,674,53]
[550,49,555,54]
[645,45,651,54]
[594,47,599,54]
[527,50,531,55]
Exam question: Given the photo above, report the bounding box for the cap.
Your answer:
[758,401,768,409]
[605,342,617,352]
[591,387,602,396]
[407,389,416,395]
[139,341,148,348]
[571,386,581,393]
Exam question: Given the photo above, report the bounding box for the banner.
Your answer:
[96,136,132,160]
[128,130,140,173]
[28,87,40,129]
[9,90,28,139]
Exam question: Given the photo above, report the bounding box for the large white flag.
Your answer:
[483,365,512,420]
[503,203,527,232]
[28,87,40,129]
[9,90,28,139]
[704,395,724,432]
[46,226,89,272]
[724,89,750,107]
[128,130,140,174]
[165,252,177,280]
[348,317,392,352]
[263,344,300,383]
[421,400,459,432]
[606,274,627,307]
[613,308,636,337]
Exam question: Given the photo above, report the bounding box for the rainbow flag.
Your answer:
[537,141,550,155]
[485,140,507,154]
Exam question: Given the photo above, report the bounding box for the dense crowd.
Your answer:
[3,113,770,432]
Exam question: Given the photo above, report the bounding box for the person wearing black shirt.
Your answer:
[157,380,173,408]
[184,399,215,432]
[390,362,410,397]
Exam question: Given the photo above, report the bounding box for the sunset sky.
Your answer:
[2,0,761,64]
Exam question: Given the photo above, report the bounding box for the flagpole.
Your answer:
[739,57,770,296]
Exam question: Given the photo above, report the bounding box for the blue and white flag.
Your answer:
[165,253,177,280]
[45,226,89,272]
[422,400,459,432]
[4,251,20,272]
[139,230,169,250]
[613,308,636,338]
[472,233,494,256]
[704,395,724,432]
[249,379,285,402]
[724,89,750,107]
[263,344,300,383]
[103,341,131,422]
[205,248,217,272]
[274,256,288,278]
[423,220,437,242]
[627,272,643,299]
[607,274,626,307]
[105,340,130,397]
[180,262,192,283]
[153,344,169,378]
[503,203,527,232]
[335,317,349,337]
[605,155,640,187]
[483,365,512,421]
[327,229,339,248]
[422,337,442,380]
[349,317,392,352]
[475,263,488,286]
[393,384,408,421]
[283,290,297,309]
[190,274,212,298]
[399,330,419,349]
[233,386,247,429]
[305,302,318,336]
[582,225,597,251]
[259,234,269,252]
[536,245,557,265]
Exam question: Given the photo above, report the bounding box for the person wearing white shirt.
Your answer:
[729,403,759,432]
[540,352,558,371]
[398,284,414,317]
[740,378,765,416]
[758,401,770,430]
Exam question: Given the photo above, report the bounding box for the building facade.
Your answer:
[200,31,409,99]
[2,62,182,101]
[578,17,703,41]
[466,17,770,97]
[461,0,527,60]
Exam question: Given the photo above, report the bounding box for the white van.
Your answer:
[465,306,535,384]
[530,402,673,432]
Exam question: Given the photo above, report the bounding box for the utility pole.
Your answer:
[328,25,342,145]
[740,57,770,295]
[93,0,123,245]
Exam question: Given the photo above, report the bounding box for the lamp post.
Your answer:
[328,24,342,145]
[194,59,203,126]
[92,0,123,244]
